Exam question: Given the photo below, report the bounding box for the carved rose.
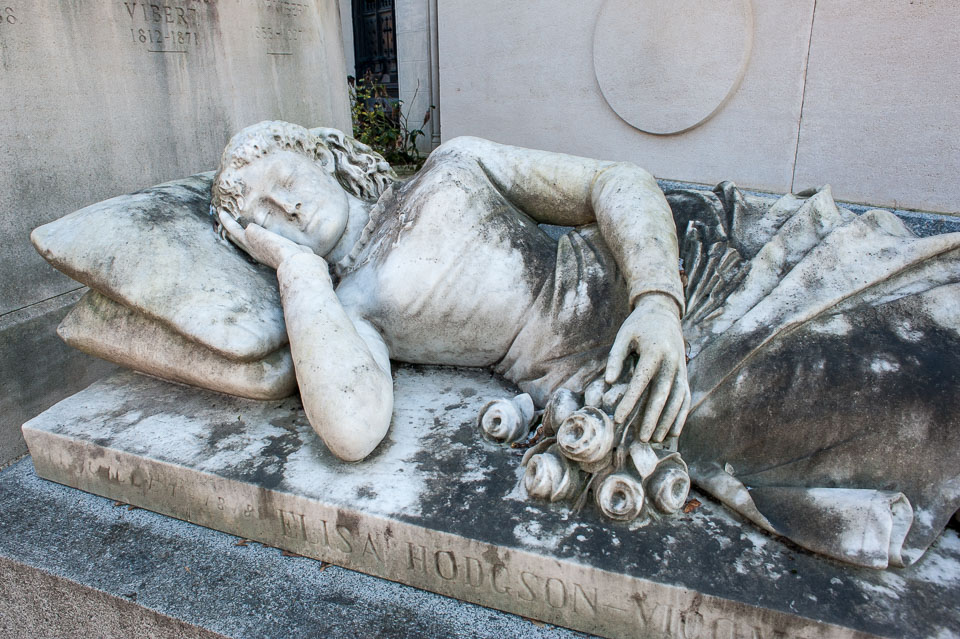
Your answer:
[477,393,535,444]
[523,446,583,502]
[556,406,615,464]
[541,388,581,436]
[646,465,691,514]
[595,472,645,521]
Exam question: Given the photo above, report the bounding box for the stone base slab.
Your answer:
[0,458,575,638]
[22,369,960,639]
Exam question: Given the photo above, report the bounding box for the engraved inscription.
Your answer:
[259,0,307,18]
[402,541,604,617]
[65,456,807,639]
[1,6,17,27]
[631,593,795,639]
[257,0,308,56]
[122,2,206,53]
[253,25,303,44]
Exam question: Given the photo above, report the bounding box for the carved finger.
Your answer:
[636,366,674,442]
[668,389,691,438]
[218,211,247,247]
[604,330,633,385]
[652,374,686,443]
[613,356,658,426]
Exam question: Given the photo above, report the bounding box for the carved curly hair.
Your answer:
[212,120,397,221]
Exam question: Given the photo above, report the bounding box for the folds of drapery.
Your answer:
[667,183,960,569]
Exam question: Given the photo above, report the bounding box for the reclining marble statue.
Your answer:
[29,121,960,571]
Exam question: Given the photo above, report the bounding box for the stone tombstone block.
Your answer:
[22,368,960,638]
[792,0,960,214]
[0,0,351,316]
[0,0,349,466]
[439,0,816,195]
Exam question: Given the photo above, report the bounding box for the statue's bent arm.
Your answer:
[435,137,689,437]
[277,251,393,462]
[433,136,684,314]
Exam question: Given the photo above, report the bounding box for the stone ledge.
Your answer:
[0,555,226,639]
[20,368,960,639]
[0,459,582,639]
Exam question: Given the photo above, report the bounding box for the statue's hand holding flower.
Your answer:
[604,292,690,443]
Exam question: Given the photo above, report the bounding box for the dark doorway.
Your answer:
[352,0,398,98]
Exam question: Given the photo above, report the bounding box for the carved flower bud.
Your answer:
[541,388,581,436]
[595,472,645,521]
[478,393,536,444]
[646,465,691,514]
[556,406,615,464]
[583,378,607,408]
[523,446,583,502]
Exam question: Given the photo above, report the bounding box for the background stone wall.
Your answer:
[437,0,959,215]
[0,0,351,466]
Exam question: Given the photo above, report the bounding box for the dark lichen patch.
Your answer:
[682,291,960,558]
[205,419,244,451]
[336,509,361,536]
[356,484,377,500]
[216,413,303,491]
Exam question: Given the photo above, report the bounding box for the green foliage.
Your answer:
[351,78,431,170]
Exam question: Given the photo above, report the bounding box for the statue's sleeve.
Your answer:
[591,163,685,315]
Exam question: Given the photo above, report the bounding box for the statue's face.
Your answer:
[235,149,349,256]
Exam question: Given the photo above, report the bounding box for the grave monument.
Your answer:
[19,119,960,637]
[0,0,350,467]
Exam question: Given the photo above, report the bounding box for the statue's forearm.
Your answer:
[591,164,685,316]
[277,252,393,461]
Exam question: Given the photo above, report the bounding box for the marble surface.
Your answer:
[22,368,960,639]
[593,0,753,135]
[0,0,350,316]
[439,1,960,212]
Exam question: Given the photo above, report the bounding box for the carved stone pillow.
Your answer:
[31,173,286,362]
[58,291,295,400]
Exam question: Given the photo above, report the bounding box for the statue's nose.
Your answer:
[276,193,303,215]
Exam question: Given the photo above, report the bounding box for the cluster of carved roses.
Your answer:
[477,387,691,524]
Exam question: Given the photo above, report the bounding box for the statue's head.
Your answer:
[213,121,396,256]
